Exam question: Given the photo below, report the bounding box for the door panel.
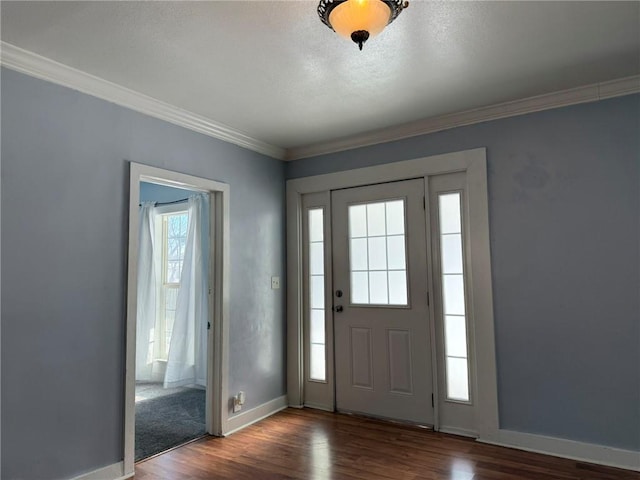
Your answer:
[351,327,373,388]
[332,179,433,424]
[388,329,413,394]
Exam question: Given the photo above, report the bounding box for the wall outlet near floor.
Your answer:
[271,276,280,289]
[232,391,246,413]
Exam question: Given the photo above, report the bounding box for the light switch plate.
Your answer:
[271,276,280,289]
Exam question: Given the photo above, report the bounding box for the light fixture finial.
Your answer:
[351,30,370,51]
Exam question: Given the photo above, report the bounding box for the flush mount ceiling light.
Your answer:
[318,0,409,50]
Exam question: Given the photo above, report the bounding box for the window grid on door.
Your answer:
[348,200,408,306]
[308,208,326,382]
[438,192,470,402]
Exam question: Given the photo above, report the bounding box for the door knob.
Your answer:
[333,305,343,313]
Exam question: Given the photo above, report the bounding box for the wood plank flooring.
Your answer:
[134,408,638,480]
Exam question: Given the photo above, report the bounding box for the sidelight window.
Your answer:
[308,208,326,381]
[438,193,470,402]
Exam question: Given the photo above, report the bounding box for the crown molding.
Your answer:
[2,42,637,163]
[285,75,640,161]
[0,42,286,160]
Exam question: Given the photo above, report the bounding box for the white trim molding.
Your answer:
[285,75,640,160]
[125,163,231,477]
[286,148,500,440]
[2,42,638,163]
[482,430,640,472]
[70,462,133,480]
[224,395,289,437]
[286,148,640,472]
[0,42,285,160]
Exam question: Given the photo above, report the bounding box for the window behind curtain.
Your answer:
[157,210,189,360]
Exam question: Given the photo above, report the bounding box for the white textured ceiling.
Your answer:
[2,1,639,151]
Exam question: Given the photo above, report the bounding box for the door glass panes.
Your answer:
[368,238,387,270]
[308,208,326,381]
[446,357,469,401]
[438,193,470,402]
[388,271,408,305]
[348,200,408,306]
[351,271,369,304]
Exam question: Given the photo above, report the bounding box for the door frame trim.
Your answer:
[286,148,500,441]
[125,163,231,474]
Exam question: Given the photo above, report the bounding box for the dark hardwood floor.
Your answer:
[134,408,638,479]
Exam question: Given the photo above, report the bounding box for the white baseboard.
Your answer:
[478,429,640,472]
[71,396,288,479]
[68,410,638,478]
[224,395,288,436]
[69,461,133,480]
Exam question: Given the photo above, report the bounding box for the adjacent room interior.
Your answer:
[134,182,209,461]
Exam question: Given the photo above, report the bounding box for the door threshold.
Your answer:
[336,409,434,431]
[135,434,210,465]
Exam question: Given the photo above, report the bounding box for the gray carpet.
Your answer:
[135,382,192,401]
[135,387,206,461]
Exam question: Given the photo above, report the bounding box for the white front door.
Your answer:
[331,179,434,425]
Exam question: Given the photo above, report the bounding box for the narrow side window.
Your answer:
[438,193,470,402]
[308,208,326,381]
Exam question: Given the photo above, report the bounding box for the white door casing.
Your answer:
[287,148,498,440]
[429,172,477,436]
[301,191,335,410]
[331,179,434,424]
[287,150,640,471]
[125,163,231,476]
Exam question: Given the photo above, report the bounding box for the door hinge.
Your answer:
[208,287,212,295]
[423,196,426,210]
[431,394,434,408]
[207,322,211,330]
[426,291,430,306]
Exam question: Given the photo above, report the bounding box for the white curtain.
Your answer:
[136,202,161,382]
[164,194,208,388]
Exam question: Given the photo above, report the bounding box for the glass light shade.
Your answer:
[329,0,392,40]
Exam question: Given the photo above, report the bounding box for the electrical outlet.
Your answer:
[232,392,245,413]
[271,276,280,289]
[233,394,242,413]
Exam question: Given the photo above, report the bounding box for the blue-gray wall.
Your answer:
[140,181,192,204]
[288,94,640,451]
[1,68,286,480]
[1,64,638,480]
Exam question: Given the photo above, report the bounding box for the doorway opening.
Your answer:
[125,163,231,476]
[134,181,208,461]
